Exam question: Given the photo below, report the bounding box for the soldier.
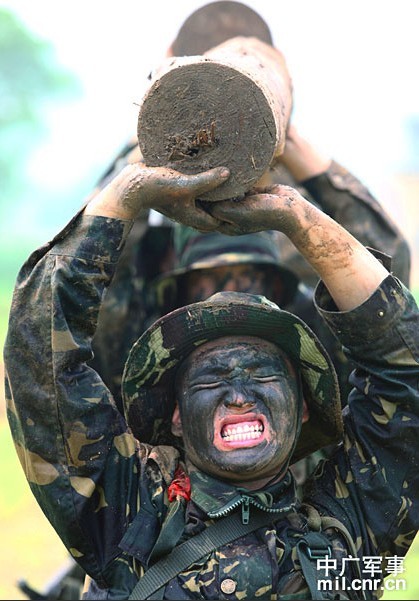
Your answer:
[4,156,418,599]
[90,1,411,415]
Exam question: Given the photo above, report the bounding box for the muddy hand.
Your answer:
[85,162,230,231]
[208,184,306,237]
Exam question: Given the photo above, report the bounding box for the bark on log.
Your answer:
[137,36,293,200]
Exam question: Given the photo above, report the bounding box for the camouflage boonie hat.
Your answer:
[122,291,343,464]
[153,225,299,311]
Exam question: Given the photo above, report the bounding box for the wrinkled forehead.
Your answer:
[179,335,296,379]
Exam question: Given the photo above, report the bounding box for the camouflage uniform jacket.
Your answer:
[90,155,411,410]
[4,214,418,600]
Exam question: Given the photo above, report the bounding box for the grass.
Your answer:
[383,542,419,600]
[0,423,69,600]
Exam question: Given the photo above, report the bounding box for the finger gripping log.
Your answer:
[137,37,293,200]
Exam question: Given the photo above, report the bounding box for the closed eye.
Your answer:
[190,381,223,391]
[253,375,282,383]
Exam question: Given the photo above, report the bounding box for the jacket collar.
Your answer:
[190,468,298,521]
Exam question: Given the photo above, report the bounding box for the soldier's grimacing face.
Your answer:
[173,336,301,484]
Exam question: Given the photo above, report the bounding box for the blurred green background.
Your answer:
[1,1,418,599]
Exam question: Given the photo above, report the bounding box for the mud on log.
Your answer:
[137,36,293,200]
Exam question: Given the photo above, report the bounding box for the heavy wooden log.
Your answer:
[137,36,293,200]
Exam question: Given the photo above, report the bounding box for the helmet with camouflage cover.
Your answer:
[122,291,343,464]
[153,225,300,313]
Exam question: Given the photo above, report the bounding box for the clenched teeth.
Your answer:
[221,422,264,442]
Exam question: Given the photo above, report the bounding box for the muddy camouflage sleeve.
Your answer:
[307,275,419,557]
[4,214,147,586]
[303,162,411,286]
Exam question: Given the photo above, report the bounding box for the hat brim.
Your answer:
[122,293,342,464]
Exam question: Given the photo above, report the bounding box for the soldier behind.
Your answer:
[4,150,419,599]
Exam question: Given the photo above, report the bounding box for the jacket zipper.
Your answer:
[208,495,295,524]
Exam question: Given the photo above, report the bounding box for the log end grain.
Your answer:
[137,59,278,200]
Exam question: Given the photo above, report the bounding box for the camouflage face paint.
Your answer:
[182,264,283,305]
[176,336,301,485]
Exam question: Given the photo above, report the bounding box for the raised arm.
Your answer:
[4,162,229,582]
[207,185,388,311]
[277,125,411,286]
